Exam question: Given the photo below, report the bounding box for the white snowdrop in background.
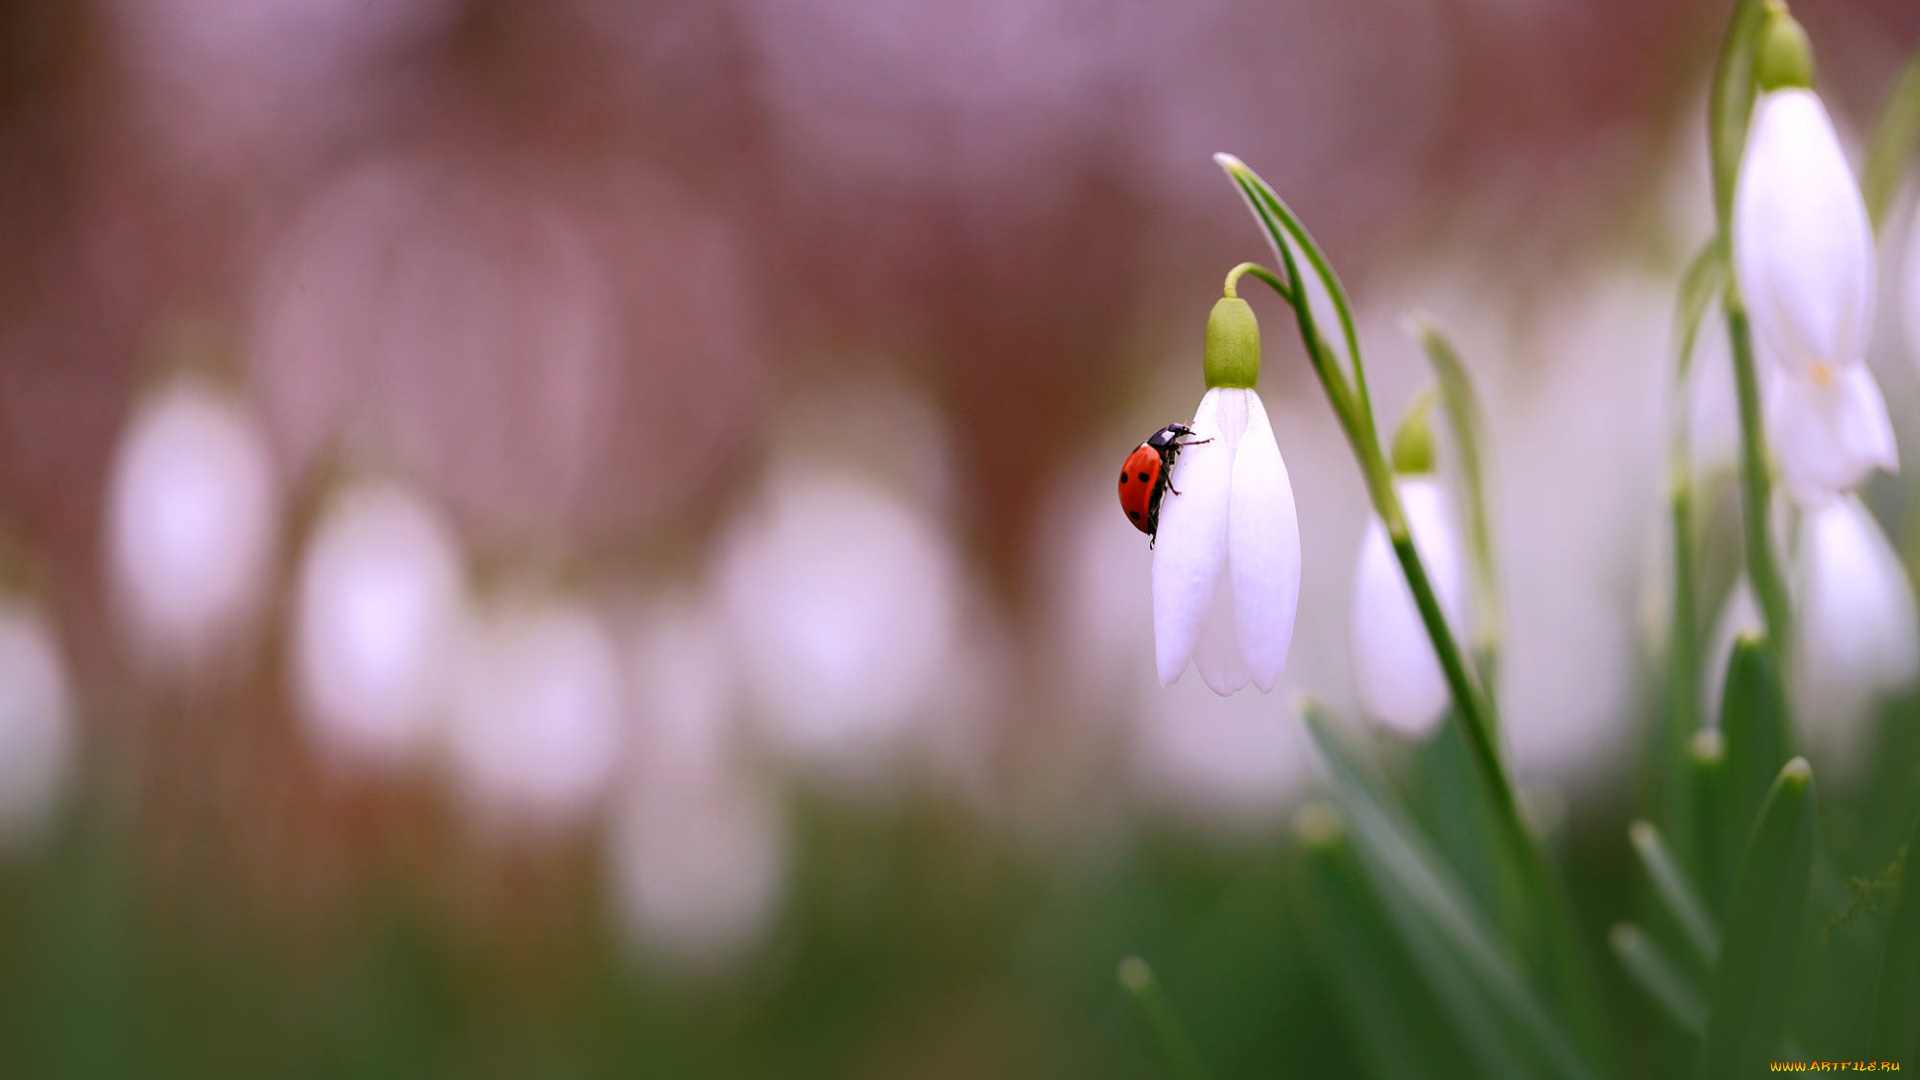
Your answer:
[0,598,75,846]
[291,480,467,769]
[717,465,961,785]
[105,377,279,675]
[446,593,624,830]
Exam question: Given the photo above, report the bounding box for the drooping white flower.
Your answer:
[105,376,278,672]
[1732,88,1875,381]
[446,593,624,829]
[1351,475,1466,736]
[291,480,466,768]
[0,598,75,846]
[1152,386,1301,694]
[1763,354,1897,503]
[1732,84,1898,502]
[1791,495,1919,772]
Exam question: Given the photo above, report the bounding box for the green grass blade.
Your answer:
[1629,820,1720,970]
[1117,956,1211,1080]
[1718,634,1792,848]
[1305,712,1597,1080]
[1861,46,1920,231]
[1869,808,1920,1062]
[1698,758,1817,1080]
[1610,923,1708,1038]
[1408,317,1503,701]
[1687,731,1730,915]
[1707,0,1766,232]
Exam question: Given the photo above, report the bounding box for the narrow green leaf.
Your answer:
[1671,243,1728,389]
[1861,46,1920,231]
[1305,711,1598,1080]
[1611,923,1708,1038]
[1630,820,1721,970]
[1708,0,1767,232]
[1698,757,1818,1080]
[1718,634,1792,849]
[1117,956,1210,1080]
[1687,730,1730,915]
[1869,808,1920,1062]
[1408,316,1503,700]
[1297,806,1486,1080]
[1665,243,1725,802]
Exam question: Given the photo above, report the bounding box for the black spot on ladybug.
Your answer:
[1128,511,1140,520]
[1137,471,1150,483]
[1119,472,1128,483]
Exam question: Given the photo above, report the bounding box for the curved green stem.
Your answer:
[1862,45,1920,232]
[1724,296,1793,686]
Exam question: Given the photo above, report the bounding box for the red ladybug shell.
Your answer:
[1118,422,1197,541]
[1119,444,1163,533]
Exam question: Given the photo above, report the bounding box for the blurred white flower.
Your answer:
[610,594,787,969]
[1906,208,1920,367]
[291,481,466,768]
[1733,88,1875,383]
[1762,343,1898,503]
[608,771,787,972]
[105,377,278,673]
[717,466,960,782]
[446,594,623,829]
[1791,495,1919,773]
[1153,387,1301,695]
[0,599,75,845]
[1350,475,1465,736]
[1732,86,1896,501]
[1132,675,1311,836]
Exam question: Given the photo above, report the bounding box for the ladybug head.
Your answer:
[1146,423,1193,451]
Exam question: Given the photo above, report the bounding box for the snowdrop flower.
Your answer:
[1350,408,1465,735]
[446,592,624,830]
[1732,7,1897,500]
[105,375,278,672]
[291,480,466,768]
[1791,495,1918,772]
[0,597,75,846]
[1153,296,1301,695]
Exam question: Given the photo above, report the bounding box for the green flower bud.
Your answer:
[1754,0,1814,92]
[1390,389,1438,475]
[1204,296,1260,389]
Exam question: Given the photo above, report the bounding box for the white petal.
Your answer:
[1153,389,1232,686]
[1351,477,1462,735]
[1793,496,1920,770]
[1226,391,1300,692]
[1768,361,1899,502]
[1191,571,1251,695]
[1732,90,1876,372]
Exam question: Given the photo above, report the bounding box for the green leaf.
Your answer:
[1708,0,1767,232]
[1718,634,1792,852]
[1297,807,1486,1080]
[1664,243,1727,762]
[1870,808,1920,1062]
[1408,317,1503,700]
[1630,820,1720,971]
[1861,46,1920,231]
[1117,956,1211,1080]
[1687,730,1730,915]
[1304,711,1598,1080]
[1610,923,1708,1038]
[1698,757,1817,1080]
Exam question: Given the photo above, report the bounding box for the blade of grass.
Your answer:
[1304,709,1598,1080]
[1630,820,1721,971]
[1698,758,1818,1080]
[1861,45,1920,231]
[1408,317,1503,704]
[1869,808,1920,1062]
[1117,956,1210,1080]
[1718,634,1792,850]
[1688,730,1730,915]
[1708,0,1767,232]
[1611,923,1708,1038]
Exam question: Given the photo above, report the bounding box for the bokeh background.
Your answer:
[1,0,1919,1075]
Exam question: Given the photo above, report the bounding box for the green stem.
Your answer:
[1724,297,1792,685]
[1241,266,1608,1068]
[1862,44,1920,232]
[1118,957,1211,1080]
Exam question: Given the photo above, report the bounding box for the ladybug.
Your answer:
[1118,422,1207,544]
